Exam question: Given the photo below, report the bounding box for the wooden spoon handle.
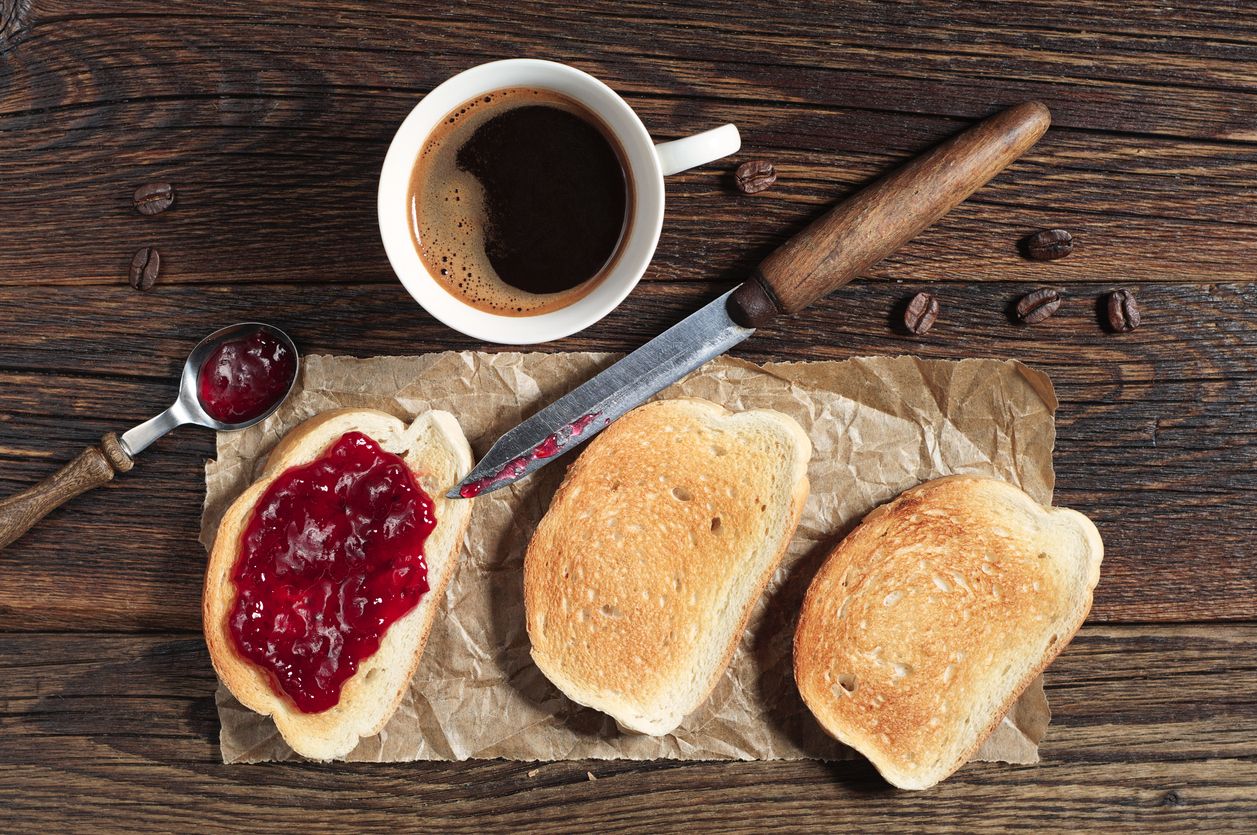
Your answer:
[0,433,133,551]
[730,101,1051,326]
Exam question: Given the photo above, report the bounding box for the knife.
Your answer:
[450,101,1051,499]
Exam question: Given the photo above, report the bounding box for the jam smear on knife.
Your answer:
[458,411,603,498]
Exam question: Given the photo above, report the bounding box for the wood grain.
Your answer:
[2,0,1256,827]
[2,2,1257,288]
[1,625,1255,832]
[0,281,1253,630]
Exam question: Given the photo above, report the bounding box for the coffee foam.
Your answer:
[408,88,617,316]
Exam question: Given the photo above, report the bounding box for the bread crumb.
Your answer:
[527,768,540,777]
[587,771,597,781]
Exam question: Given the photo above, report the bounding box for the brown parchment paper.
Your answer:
[201,352,1057,764]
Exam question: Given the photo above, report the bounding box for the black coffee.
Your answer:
[408,88,631,316]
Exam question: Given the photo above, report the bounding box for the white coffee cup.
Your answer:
[378,59,740,344]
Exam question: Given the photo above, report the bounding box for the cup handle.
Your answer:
[654,124,741,176]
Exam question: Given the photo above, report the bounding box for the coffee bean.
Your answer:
[903,291,939,335]
[133,182,174,215]
[129,247,160,290]
[734,160,777,194]
[1106,288,1140,332]
[1021,228,1073,261]
[1016,288,1061,324]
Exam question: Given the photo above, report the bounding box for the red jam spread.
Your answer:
[198,329,296,423]
[228,431,436,713]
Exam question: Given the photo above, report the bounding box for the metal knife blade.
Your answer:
[448,288,753,498]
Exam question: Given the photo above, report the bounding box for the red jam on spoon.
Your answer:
[197,329,296,423]
[228,431,437,713]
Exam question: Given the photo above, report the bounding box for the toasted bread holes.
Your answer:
[710,517,723,533]
[365,667,381,685]
[599,604,623,620]
[837,673,858,694]
[672,486,692,502]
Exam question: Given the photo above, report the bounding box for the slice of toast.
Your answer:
[794,475,1103,790]
[525,398,811,735]
[203,408,474,760]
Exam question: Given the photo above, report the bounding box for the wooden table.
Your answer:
[2,1,1254,830]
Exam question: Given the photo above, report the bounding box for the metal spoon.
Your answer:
[0,322,299,551]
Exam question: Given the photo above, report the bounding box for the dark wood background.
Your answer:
[1,0,1255,830]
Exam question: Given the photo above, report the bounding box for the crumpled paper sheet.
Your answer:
[202,352,1057,764]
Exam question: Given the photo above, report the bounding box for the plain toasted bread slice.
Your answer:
[525,398,811,735]
[794,475,1103,790]
[204,408,474,760]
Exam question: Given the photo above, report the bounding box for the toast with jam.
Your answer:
[524,398,811,735]
[794,475,1103,790]
[204,408,473,760]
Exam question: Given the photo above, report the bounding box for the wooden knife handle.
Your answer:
[730,101,1051,327]
[0,433,133,551]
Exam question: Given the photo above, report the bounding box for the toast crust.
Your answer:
[794,474,1102,789]
[525,398,811,735]
[203,408,474,760]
